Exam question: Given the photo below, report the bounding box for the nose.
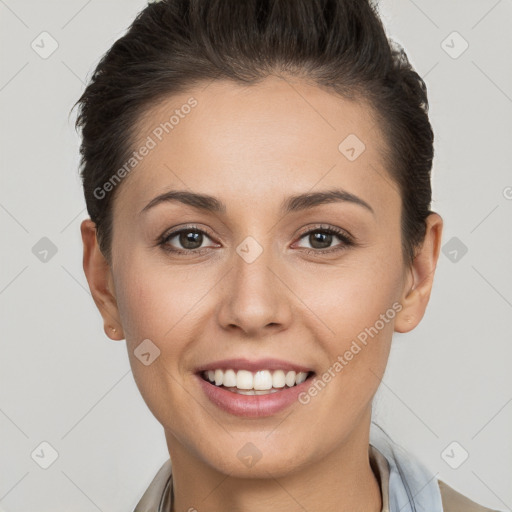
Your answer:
[216,241,293,338]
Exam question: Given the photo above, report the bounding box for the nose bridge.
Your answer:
[217,233,291,335]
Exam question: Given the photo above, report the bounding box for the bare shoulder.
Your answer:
[439,480,501,512]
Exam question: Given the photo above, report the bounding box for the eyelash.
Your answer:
[157,224,355,256]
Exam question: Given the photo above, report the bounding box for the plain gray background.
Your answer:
[1,0,511,510]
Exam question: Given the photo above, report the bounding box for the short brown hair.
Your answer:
[73,0,434,266]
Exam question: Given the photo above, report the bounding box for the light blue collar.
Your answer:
[370,422,443,512]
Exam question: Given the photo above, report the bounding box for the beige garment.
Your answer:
[133,447,498,512]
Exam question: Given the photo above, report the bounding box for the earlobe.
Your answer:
[394,213,443,333]
[106,325,123,341]
[80,219,125,341]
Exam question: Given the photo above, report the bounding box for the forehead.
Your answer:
[114,76,397,218]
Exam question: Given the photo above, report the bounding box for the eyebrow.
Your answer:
[139,188,374,216]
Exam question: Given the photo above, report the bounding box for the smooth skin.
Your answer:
[81,75,443,512]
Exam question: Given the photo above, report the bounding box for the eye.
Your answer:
[158,225,218,254]
[157,223,355,256]
[294,225,354,254]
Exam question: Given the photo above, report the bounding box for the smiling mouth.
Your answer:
[200,369,315,395]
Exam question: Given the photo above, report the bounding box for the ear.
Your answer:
[394,213,443,333]
[80,219,124,340]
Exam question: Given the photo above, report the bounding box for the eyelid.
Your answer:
[160,223,216,241]
[294,224,353,242]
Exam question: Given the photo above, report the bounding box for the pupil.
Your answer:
[310,232,332,249]
[180,231,202,249]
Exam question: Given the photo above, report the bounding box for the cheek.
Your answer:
[300,249,403,339]
[113,256,203,425]
[114,253,197,345]
[293,247,403,404]
[113,253,218,396]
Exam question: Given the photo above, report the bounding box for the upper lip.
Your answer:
[195,358,314,373]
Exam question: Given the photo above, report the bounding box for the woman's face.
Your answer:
[87,76,441,477]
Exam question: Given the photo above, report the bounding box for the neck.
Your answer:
[166,414,382,512]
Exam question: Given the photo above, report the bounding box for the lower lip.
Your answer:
[196,374,313,418]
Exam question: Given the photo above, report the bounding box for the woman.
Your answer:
[73,0,500,510]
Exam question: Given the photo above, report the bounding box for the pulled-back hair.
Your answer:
[73,0,434,266]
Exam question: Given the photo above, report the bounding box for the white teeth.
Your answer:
[223,369,237,388]
[285,371,296,387]
[202,368,311,391]
[253,370,272,390]
[236,370,253,390]
[272,370,286,388]
[296,372,308,384]
[235,388,281,395]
